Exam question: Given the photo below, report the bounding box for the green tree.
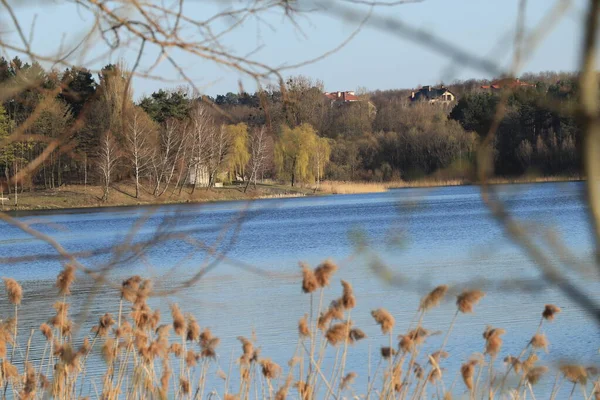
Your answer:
[4,59,47,126]
[139,89,191,123]
[0,104,16,192]
[449,93,499,137]
[0,105,9,137]
[31,98,73,188]
[59,67,97,117]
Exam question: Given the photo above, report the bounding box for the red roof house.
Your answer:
[324,91,359,103]
[481,78,534,90]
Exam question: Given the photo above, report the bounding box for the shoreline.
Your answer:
[0,175,583,214]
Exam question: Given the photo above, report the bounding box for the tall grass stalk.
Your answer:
[0,265,587,399]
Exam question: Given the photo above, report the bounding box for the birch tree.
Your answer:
[125,108,156,198]
[98,132,120,201]
[245,126,269,192]
[313,137,331,190]
[206,125,231,189]
[152,119,185,197]
[188,104,212,192]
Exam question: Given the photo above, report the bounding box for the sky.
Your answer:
[3,0,591,98]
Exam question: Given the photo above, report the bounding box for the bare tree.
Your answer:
[125,108,156,198]
[97,132,120,202]
[245,126,268,192]
[188,104,213,193]
[151,119,186,197]
[206,125,231,189]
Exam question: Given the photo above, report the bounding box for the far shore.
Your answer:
[0,175,583,213]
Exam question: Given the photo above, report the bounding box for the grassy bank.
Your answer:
[0,182,313,212]
[0,175,583,212]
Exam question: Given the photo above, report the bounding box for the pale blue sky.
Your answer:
[4,0,589,98]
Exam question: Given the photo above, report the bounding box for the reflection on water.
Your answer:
[0,181,598,397]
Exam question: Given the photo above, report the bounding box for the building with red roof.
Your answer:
[324,91,359,103]
[481,78,534,90]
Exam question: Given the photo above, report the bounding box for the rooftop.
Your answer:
[324,91,359,102]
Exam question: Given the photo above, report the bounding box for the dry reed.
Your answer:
[170,304,186,337]
[300,263,318,294]
[460,360,479,391]
[561,364,588,385]
[530,333,549,352]
[318,181,387,195]
[0,267,584,400]
[348,328,367,343]
[3,278,22,305]
[340,280,356,310]
[456,289,485,313]
[56,265,76,296]
[274,376,293,400]
[325,322,351,346]
[259,358,281,379]
[186,315,200,342]
[298,315,310,338]
[543,304,561,321]
[419,284,448,312]
[526,366,548,385]
[340,372,357,390]
[483,326,505,356]
[314,260,338,288]
[371,308,395,334]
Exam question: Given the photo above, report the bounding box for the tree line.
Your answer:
[0,58,584,202]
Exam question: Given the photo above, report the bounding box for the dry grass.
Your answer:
[318,175,582,196]
[386,178,467,189]
[387,174,582,189]
[0,261,594,399]
[317,181,388,194]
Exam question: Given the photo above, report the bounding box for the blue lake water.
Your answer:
[0,181,598,398]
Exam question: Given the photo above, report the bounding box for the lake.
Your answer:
[0,181,598,398]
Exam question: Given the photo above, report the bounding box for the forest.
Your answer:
[0,58,583,201]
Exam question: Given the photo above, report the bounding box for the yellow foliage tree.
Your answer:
[312,136,331,189]
[225,123,250,181]
[275,123,326,187]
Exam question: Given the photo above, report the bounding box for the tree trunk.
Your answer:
[58,155,62,187]
[50,152,55,189]
[191,164,198,195]
[178,168,188,195]
[135,166,140,199]
[316,156,320,191]
[291,157,296,187]
[43,160,48,189]
[171,165,187,197]
[153,179,161,197]
[103,168,110,201]
[84,154,88,191]
[244,170,254,193]
[5,167,10,195]
[13,161,18,207]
